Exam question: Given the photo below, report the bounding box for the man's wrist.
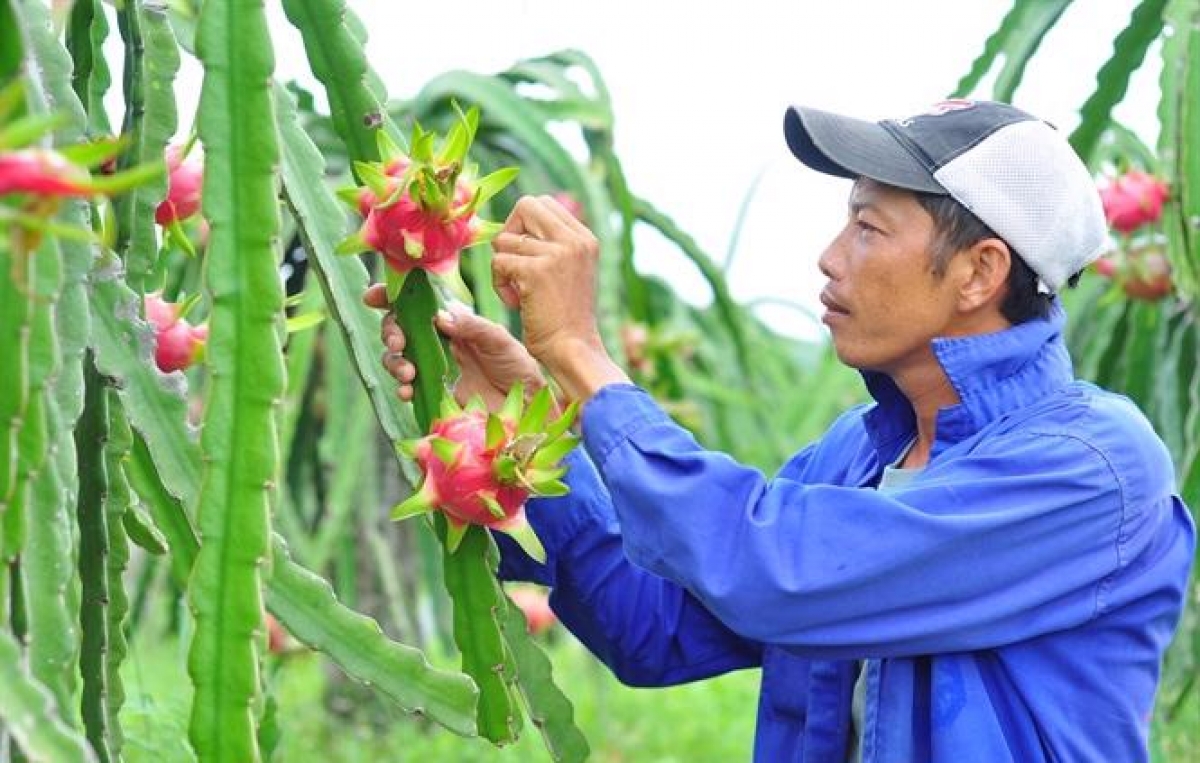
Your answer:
[543,335,631,405]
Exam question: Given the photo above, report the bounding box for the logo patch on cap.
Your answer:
[895,99,976,127]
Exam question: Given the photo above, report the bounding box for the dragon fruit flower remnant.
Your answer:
[0,148,100,199]
[336,106,519,276]
[392,384,579,553]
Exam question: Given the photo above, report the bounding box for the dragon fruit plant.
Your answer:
[392,383,579,553]
[336,105,519,296]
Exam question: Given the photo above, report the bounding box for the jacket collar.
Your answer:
[860,303,1074,461]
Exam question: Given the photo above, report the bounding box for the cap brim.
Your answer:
[784,106,947,194]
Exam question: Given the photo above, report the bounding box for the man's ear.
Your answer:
[955,238,1012,312]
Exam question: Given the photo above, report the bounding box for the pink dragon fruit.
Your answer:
[392,385,579,552]
[155,143,203,226]
[0,149,96,198]
[144,293,208,373]
[337,108,518,277]
[1099,169,1169,234]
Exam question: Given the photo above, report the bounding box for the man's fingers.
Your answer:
[381,313,405,353]
[381,348,415,383]
[501,195,576,242]
[541,193,593,236]
[491,252,528,309]
[437,306,516,354]
[363,283,389,309]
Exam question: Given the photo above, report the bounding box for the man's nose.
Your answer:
[817,234,844,281]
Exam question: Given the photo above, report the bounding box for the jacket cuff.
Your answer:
[580,383,672,469]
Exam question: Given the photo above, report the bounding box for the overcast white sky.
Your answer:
[178,1,1158,341]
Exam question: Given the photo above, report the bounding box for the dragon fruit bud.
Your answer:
[155,143,204,226]
[144,293,208,373]
[144,292,180,330]
[1099,170,1169,234]
[0,149,96,198]
[392,385,580,552]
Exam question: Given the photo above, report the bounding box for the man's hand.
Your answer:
[491,195,630,402]
[363,283,546,412]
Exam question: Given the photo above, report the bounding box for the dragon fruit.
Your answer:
[1099,169,1169,234]
[155,143,203,226]
[392,384,579,552]
[336,107,518,277]
[144,293,209,373]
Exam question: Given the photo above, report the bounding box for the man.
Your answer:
[368,100,1195,762]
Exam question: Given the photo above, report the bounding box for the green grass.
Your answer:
[120,621,1197,762]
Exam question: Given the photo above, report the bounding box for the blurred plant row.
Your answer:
[1,0,1198,761]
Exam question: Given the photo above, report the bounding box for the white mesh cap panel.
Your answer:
[932,120,1107,292]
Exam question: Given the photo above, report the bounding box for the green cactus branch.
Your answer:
[113,0,180,291]
[0,630,96,763]
[186,0,285,757]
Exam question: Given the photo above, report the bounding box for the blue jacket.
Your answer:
[498,308,1195,762]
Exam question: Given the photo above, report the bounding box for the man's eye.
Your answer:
[855,219,879,234]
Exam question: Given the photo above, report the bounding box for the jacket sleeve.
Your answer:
[495,448,763,686]
[581,384,1172,660]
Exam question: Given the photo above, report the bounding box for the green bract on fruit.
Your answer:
[392,384,579,553]
[336,106,518,276]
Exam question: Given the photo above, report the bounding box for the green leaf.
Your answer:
[532,479,570,498]
[281,0,391,168]
[1068,0,1166,165]
[122,500,169,555]
[437,517,521,741]
[472,166,520,207]
[275,83,421,475]
[0,631,97,763]
[481,493,507,520]
[950,0,1073,101]
[112,0,181,291]
[391,486,434,521]
[266,535,478,736]
[1157,0,1200,298]
[544,401,579,441]
[501,382,525,423]
[430,436,462,466]
[486,413,507,449]
[530,434,580,470]
[397,270,450,431]
[518,386,553,436]
[444,518,469,554]
[76,360,115,763]
[499,597,590,762]
[354,159,393,197]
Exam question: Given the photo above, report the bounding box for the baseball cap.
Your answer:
[783,99,1107,293]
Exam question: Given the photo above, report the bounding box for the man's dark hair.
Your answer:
[915,193,1072,324]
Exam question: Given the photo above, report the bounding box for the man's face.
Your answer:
[817,179,960,374]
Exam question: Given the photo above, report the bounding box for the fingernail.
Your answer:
[436,309,455,325]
